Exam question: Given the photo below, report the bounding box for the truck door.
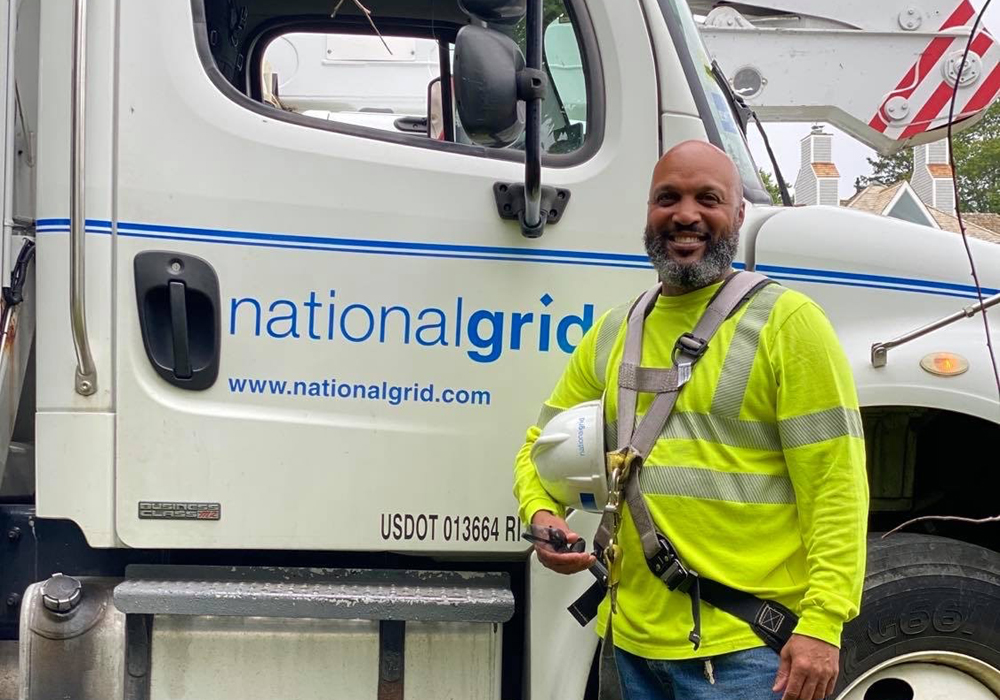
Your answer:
[112,0,660,550]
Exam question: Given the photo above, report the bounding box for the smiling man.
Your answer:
[513,141,869,700]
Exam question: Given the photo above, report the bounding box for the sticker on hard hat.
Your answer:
[580,493,597,510]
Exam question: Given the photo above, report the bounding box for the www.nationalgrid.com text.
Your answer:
[228,377,491,407]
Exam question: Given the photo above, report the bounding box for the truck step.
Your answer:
[114,565,515,622]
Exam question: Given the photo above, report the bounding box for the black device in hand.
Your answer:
[522,526,587,553]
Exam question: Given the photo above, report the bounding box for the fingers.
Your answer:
[779,662,837,700]
[530,510,569,531]
[797,677,819,700]
[824,674,838,699]
[535,548,595,574]
[780,662,806,700]
[772,646,791,693]
[528,511,595,574]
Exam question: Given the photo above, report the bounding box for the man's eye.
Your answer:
[656,193,676,205]
[700,193,721,204]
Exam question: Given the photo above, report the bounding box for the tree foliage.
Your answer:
[854,151,911,191]
[951,102,1000,212]
[758,169,782,204]
[855,102,1000,212]
[509,0,569,51]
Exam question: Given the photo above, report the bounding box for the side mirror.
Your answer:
[453,5,569,239]
[453,26,526,148]
[458,0,526,24]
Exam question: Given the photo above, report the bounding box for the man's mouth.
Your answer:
[665,231,709,254]
[671,234,706,243]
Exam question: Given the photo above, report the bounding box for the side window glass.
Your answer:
[244,1,590,156]
[499,5,588,154]
[262,34,443,136]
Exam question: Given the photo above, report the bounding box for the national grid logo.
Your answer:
[227,290,595,364]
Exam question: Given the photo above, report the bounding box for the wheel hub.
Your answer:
[840,652,1000,700]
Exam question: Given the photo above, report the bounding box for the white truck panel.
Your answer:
[95,0,661,551]
[34,412,117,547]
[34,0,114,411]
[751,204,1000,422]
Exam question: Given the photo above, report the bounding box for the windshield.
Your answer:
[659,0,770,202]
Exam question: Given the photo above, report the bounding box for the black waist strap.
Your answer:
[569,562,798,654]
[697,578,798,653]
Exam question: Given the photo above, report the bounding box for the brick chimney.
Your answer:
[794,125,840,206]
[911,140,955,214]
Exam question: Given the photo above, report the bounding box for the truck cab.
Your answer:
[2,0,999,698]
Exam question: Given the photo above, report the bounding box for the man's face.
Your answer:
[644,143,745,291]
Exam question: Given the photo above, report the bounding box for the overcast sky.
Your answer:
[744,1,1000,199]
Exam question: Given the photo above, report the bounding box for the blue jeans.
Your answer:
[616,646,782,700]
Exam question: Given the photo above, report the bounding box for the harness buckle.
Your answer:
[649,534,693,592]
[673,333,709,362]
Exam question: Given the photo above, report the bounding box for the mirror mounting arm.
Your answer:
[520,0,545,238]
[514,66,549,237]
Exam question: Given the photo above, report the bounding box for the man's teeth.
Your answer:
[674,236,703,243]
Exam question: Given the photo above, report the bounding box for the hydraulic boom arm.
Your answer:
[694,0,1000,154]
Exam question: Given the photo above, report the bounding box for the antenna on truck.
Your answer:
[945,0,1000,403]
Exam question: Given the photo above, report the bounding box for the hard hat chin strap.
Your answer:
[568,271,800,699]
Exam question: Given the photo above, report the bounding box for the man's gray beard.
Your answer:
[644,226,740,291]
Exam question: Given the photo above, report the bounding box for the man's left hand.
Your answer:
[772,634,840,700]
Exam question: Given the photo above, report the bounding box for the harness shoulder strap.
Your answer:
[577,272,798,655]
[592,272,773,572]
[617,271,771,461]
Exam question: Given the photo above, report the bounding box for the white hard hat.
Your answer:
[530,400,608,513]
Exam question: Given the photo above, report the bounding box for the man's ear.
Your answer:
[735,199,746,230]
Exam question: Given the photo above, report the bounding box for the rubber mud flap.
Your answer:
[836,533,1000,693]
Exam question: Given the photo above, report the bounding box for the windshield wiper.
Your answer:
[710,60,792,207]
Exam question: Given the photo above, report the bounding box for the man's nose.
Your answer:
[671,197,702,226]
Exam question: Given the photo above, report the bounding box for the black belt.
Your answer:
[569,538,798,654]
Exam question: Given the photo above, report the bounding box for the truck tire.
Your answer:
[835,533,1000,699]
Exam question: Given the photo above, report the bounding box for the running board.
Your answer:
[114,565,515,622]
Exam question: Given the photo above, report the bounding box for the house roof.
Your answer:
[962,212,1000,235]
[811,163,840,178]
[926,164,954,178]
[844,182,1000,244]
[842,183,905,215]
[927,209,1000,244]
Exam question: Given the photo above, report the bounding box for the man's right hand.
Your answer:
[531,510,596,575]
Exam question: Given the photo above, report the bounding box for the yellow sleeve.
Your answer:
[513,310,611,525]
[771,301,869,647]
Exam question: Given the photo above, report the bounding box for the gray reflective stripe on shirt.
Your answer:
[711,284,787,418]
[779,406,864,449]
[662,412,781,451]
[608,413,781,452]
[639,465,795,504]
[536,402,563,428]
[594,302,632,387]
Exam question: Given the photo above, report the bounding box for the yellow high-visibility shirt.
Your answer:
[513,280,869,659]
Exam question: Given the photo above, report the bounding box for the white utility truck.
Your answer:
[0,0,999,698]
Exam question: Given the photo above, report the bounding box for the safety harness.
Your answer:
[568,271,799,695]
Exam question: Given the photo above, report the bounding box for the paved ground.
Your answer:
[0,640,15,700]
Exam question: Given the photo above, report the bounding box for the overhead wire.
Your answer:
[945,0,1000,405]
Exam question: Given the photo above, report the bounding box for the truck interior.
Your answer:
[194,0,593,154]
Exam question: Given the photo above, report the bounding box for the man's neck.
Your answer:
[659,271,731,297]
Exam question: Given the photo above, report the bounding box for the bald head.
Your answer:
[651,140,743,202]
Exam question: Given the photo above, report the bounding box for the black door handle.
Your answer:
[134,252,220,390]
[169,280,193,379]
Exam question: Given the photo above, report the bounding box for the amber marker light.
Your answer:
[919,352,969,377]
